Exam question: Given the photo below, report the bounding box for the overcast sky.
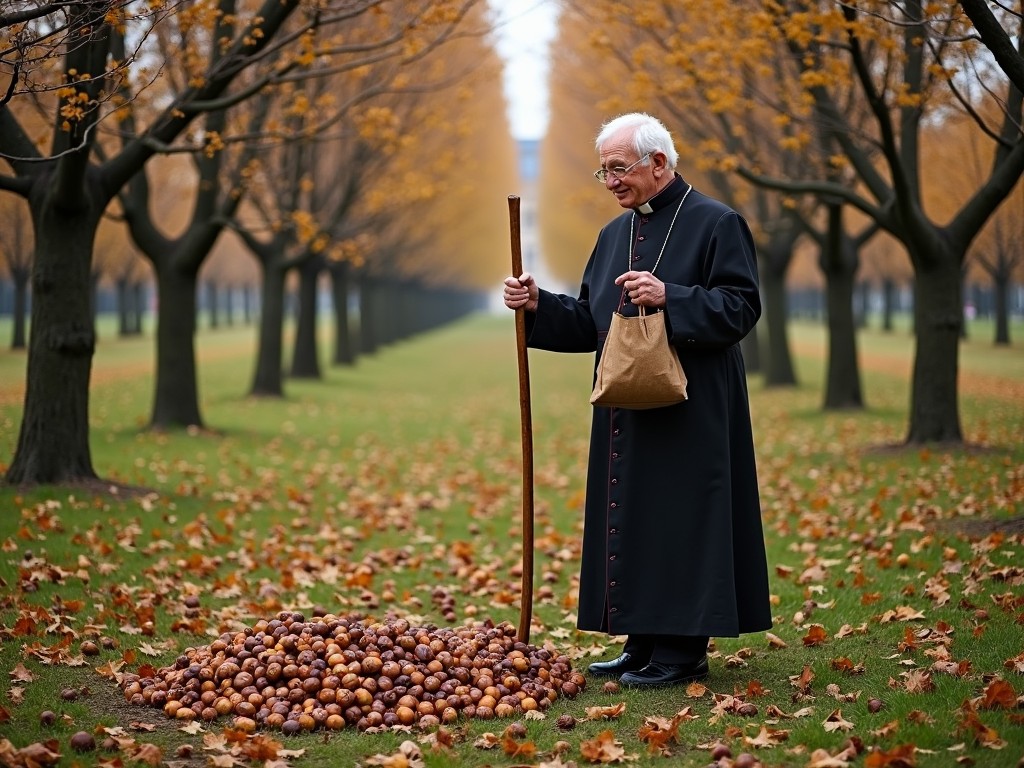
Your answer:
[489,0,559,141]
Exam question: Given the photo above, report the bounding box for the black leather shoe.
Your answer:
[619,657,709,687]
[587,652,650,677]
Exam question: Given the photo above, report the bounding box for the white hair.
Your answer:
[595,113,679,170]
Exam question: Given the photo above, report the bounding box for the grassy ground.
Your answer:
[0,313,1022,768]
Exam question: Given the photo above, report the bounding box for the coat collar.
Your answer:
[635,173,688,215]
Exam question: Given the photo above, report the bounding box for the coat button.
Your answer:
[610,478,618,485]
[637,235,646,241]
[610,607,618,612]
[610,502,617,509]
[613,429,620,436]
[610,581,617,587]
[609,528,618,534]
[609,555,616,560]
[611,452,619,459]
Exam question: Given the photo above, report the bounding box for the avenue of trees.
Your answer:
[0,0,517,486]
[538,0,1023,442]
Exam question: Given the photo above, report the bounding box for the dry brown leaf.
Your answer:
[743,725,788,748]
[823,709,855,732]
[863,743,917,767]
[685,680,707,698]
[956,700,1008,750]
[871,719,899,739]
[238,734,282,761]
[130,742,163,766]
[579,729,633,764]
[806,747,855,768]
[979,678,1017,710]
[501,733,537,759]
[584,701,626,720]
[8,662,34,683]
[363,740,426,768]
[900,669,935,693]
[790,665,815,694]
[825,683,861,702]
[473,733,500,750]
[877,606,926,623]
[0,738,61,767]
[802,625,828,647]
[636,708,697,755]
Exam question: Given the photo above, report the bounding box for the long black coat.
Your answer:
[526,175,772,638]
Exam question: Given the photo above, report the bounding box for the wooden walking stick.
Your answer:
[508,195,535,644]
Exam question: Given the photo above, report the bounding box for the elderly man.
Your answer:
[503,112,771,687]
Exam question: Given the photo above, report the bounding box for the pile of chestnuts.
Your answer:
[119,612,586,733]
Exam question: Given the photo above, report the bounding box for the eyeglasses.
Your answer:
[593,152,650,183]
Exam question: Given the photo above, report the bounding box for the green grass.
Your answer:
[0,312,1022,767]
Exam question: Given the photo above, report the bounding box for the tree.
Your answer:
[0,0,306,485]
[757,1,1022,441]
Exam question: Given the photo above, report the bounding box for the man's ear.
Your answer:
[651,152,669,177]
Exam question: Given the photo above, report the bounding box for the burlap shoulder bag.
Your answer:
[590,184,692,410]
[589,306,687,409]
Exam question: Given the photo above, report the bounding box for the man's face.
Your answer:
[597,130,664,209]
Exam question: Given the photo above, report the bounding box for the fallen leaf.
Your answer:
[584,701,626,720]
[579,729,633,763]
[9,662,34,683]
[363,740,426,767]
[823,709,855,732]
[802,625,829,646]
[743,725,788,748]
[979,678,1016,710]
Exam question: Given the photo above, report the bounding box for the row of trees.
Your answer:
[538,0,1022,439]
[1,0,518,486]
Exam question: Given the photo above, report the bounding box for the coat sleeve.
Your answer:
[663,210,760,349]
[524,249,599,353]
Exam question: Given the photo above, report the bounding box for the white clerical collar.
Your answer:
[637,202,654,214]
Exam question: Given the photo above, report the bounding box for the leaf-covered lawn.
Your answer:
[0,315,1021,767]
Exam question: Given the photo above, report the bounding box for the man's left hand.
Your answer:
[615,271,666,308]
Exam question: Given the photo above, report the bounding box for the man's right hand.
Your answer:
[503,273,539,312]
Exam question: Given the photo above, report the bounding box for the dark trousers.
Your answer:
[624,634,709,665]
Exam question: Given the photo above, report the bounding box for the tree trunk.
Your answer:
[207,280,219,329]
[855,280,870,329]
[906,258,963,443]
[290,257,321,378]
[5,204,99,485]
[251,262,287,396]
[116,277,132,337]
[131,281,145,335]
[881,278,896,332]
[993,274,1010,345]
[359,274,378,355]
[10,266,28,350]
[151,262,204,428]
[759,257,797,387]
[820,204,864,409]
[330,262,356,365]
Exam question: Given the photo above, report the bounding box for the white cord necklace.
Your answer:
[628,183,693,274]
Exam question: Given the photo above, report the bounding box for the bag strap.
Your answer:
[618,183,693,312]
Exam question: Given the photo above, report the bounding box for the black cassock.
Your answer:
[526,175,772,639]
